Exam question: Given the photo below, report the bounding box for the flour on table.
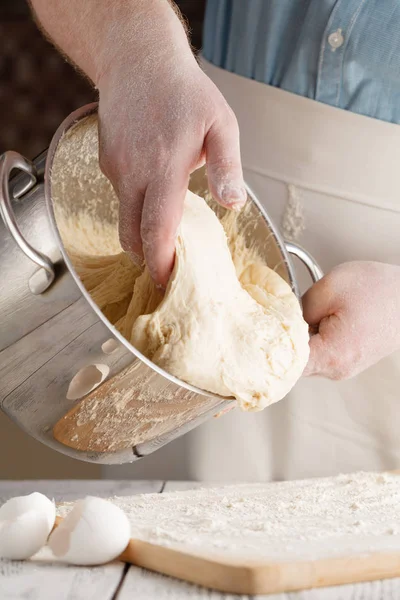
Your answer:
[51,115,309,411]
[57,472,400,562]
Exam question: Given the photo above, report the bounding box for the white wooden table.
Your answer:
[1,480,400,599]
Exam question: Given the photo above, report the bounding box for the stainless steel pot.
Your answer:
[0,104,322,464]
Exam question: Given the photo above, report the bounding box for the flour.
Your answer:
[57,471,400,561]
[281,183,305,242]
[51,115,119,227]
[62,360,219,453]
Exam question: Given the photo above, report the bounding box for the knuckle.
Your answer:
[329,347,361,380]
[326,357,348,380]
[99,137,133,179]
[330,364,352,381]
[151,151,174,173]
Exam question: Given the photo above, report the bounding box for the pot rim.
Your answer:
[44,102,299,402]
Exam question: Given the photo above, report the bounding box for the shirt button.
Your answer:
[328,28,344,50]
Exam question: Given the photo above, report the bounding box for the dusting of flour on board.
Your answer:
[57,471,400,562]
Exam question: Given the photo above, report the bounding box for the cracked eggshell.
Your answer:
[0,493,56,560]
[49,496,131,565]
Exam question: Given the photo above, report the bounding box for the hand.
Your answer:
[97,2,246,286]
[302,262,400,380]
[31,0,245,287]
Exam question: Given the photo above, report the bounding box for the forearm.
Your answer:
[29,0,191,86]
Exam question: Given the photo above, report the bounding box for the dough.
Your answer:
[131,191,309,411]
[56,192,309,412]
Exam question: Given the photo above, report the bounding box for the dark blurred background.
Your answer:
[0,0,206,158]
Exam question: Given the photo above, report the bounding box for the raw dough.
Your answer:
[132,191,309,410]
[52,117,309,411]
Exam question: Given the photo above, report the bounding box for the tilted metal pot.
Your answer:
[0,103,322,464]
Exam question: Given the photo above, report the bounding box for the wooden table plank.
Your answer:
[0,480,163,600]
[0,557,124,600]
[0,479,163,503]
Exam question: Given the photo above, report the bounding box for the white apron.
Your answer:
[115,59,400,482]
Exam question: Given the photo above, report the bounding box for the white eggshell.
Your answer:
[0,510,51,560]
[0,492,56,530]
[48,496,130,565]
[0,492,56,560]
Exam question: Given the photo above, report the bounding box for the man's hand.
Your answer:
[303,262,400,380]
[30,0,246,287]
[98,52,245,287]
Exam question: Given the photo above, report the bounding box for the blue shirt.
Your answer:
[203,0,400,125]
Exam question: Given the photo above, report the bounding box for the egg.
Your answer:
[48,496,130,565]
[0,492,56,560]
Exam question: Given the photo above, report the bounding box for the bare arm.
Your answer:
[29,0,189,85]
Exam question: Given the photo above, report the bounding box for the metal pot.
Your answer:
[0,104,322,464]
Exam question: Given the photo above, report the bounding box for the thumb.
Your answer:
[141,175,188,287]
[205,114,247,210]
[302,278,338,377]
[303,313,343,378]
[302,277,336,326]
[118,189,145,264]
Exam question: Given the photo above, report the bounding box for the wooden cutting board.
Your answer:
[117,538,400,595]
[56,472,400,595]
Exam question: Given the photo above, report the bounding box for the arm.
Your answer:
[29,0,189,86]
[30,0,246,286]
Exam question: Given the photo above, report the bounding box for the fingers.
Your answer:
[303,277,342,377]
[302,277,336,326]
[303,316,341,378]
[141,175,189,287]
[303,314,356,380]
[118,189,145,264]
[99,130,145,265]
[303,331,328,377]
[205,112,247,210]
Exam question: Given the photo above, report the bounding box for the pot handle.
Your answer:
[0,151,55,294]
[285,241,324,283]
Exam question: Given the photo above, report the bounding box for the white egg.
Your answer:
[48,496,130,565]
[0,492,56,560]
